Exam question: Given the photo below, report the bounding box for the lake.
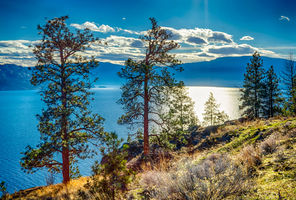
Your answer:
[0,86,241,193]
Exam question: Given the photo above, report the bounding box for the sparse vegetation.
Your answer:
[8,117,296,200]
[139,154,251,200]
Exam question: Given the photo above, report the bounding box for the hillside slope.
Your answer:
[5,117,296,199]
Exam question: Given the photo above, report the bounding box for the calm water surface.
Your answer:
[0,87,241,192]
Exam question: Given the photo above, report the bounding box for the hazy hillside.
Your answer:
[176,56,287,87]
[0,56,287,90]
[0,65,34,90]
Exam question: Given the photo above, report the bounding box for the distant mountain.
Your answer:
[0,64,35,90]
[177,56,287,87]
[0,56,288,90]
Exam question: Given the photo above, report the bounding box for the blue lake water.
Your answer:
[0,87,241,193]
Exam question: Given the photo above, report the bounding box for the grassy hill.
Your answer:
[4,117,296,199]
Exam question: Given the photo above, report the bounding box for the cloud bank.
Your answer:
[0,22,282,67]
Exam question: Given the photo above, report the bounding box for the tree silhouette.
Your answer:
[20,16,105,183]
[282,53,296,115]
[240,51,266,118]
[263,65,282,118]
[118,18,182,155]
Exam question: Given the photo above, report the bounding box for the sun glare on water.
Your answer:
[187,86,242,121]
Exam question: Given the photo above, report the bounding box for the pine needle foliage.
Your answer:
[118,17,182,155]
[20,16,106,183]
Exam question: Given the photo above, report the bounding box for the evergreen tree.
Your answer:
[20,16,105,183]
[282,53,296,115]
[240,51,266,118]
[263,65,282,118]
[157,82,199,149]
[79,132,134,200]
[203,92,229,126]
[118,18,182,155]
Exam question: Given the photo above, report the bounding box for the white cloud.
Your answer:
[71,22,115,33]
[162,27,233,46]
[240,36,254,41]
[122,17,126,20]
[0,24,283,66]
[279,16,290,21]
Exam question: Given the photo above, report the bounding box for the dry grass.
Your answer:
[9,177,90,200]
[237,145,262,175]
[259,134,278,155]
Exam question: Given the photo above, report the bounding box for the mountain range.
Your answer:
[0,56,288,90]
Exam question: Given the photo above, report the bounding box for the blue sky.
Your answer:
[0,0,295,66]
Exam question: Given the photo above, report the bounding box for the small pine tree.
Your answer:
[282,53,296,115]
[79,132,134,200]
[203,92,229,126]
[240,51,266,118]
[157,82,199,149]
[263,65,282,118]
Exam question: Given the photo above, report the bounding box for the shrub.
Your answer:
[259,135,277,155]
[238,145,261,175]
[140,154,251,200]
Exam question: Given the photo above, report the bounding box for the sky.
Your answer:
[0,0,295,66]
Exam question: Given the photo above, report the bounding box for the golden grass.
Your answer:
[9,176,90,200]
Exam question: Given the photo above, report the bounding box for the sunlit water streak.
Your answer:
[0,86,241,192]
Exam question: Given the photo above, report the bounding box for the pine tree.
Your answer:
[263,65,282,118]
[118,18,182,155]
[282,53,296,115]
[203,92,229,126]
[240,51,266,118]
[157,82,199,149]
[20,16,105,184]
[79,132,134,200]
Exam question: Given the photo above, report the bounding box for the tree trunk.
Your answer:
[62,147,70,183]
[143,72,149,156]
[61,59,70,184]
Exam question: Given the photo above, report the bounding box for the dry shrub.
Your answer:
[238,145,261,175]
[259,135,277,155]
[140,154,251,200]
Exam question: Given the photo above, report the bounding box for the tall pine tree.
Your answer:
[20,16,105,183]
[240,51,266,118]
[118,18,182,155]
[263,65,282,118]
[202,92,229,126]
